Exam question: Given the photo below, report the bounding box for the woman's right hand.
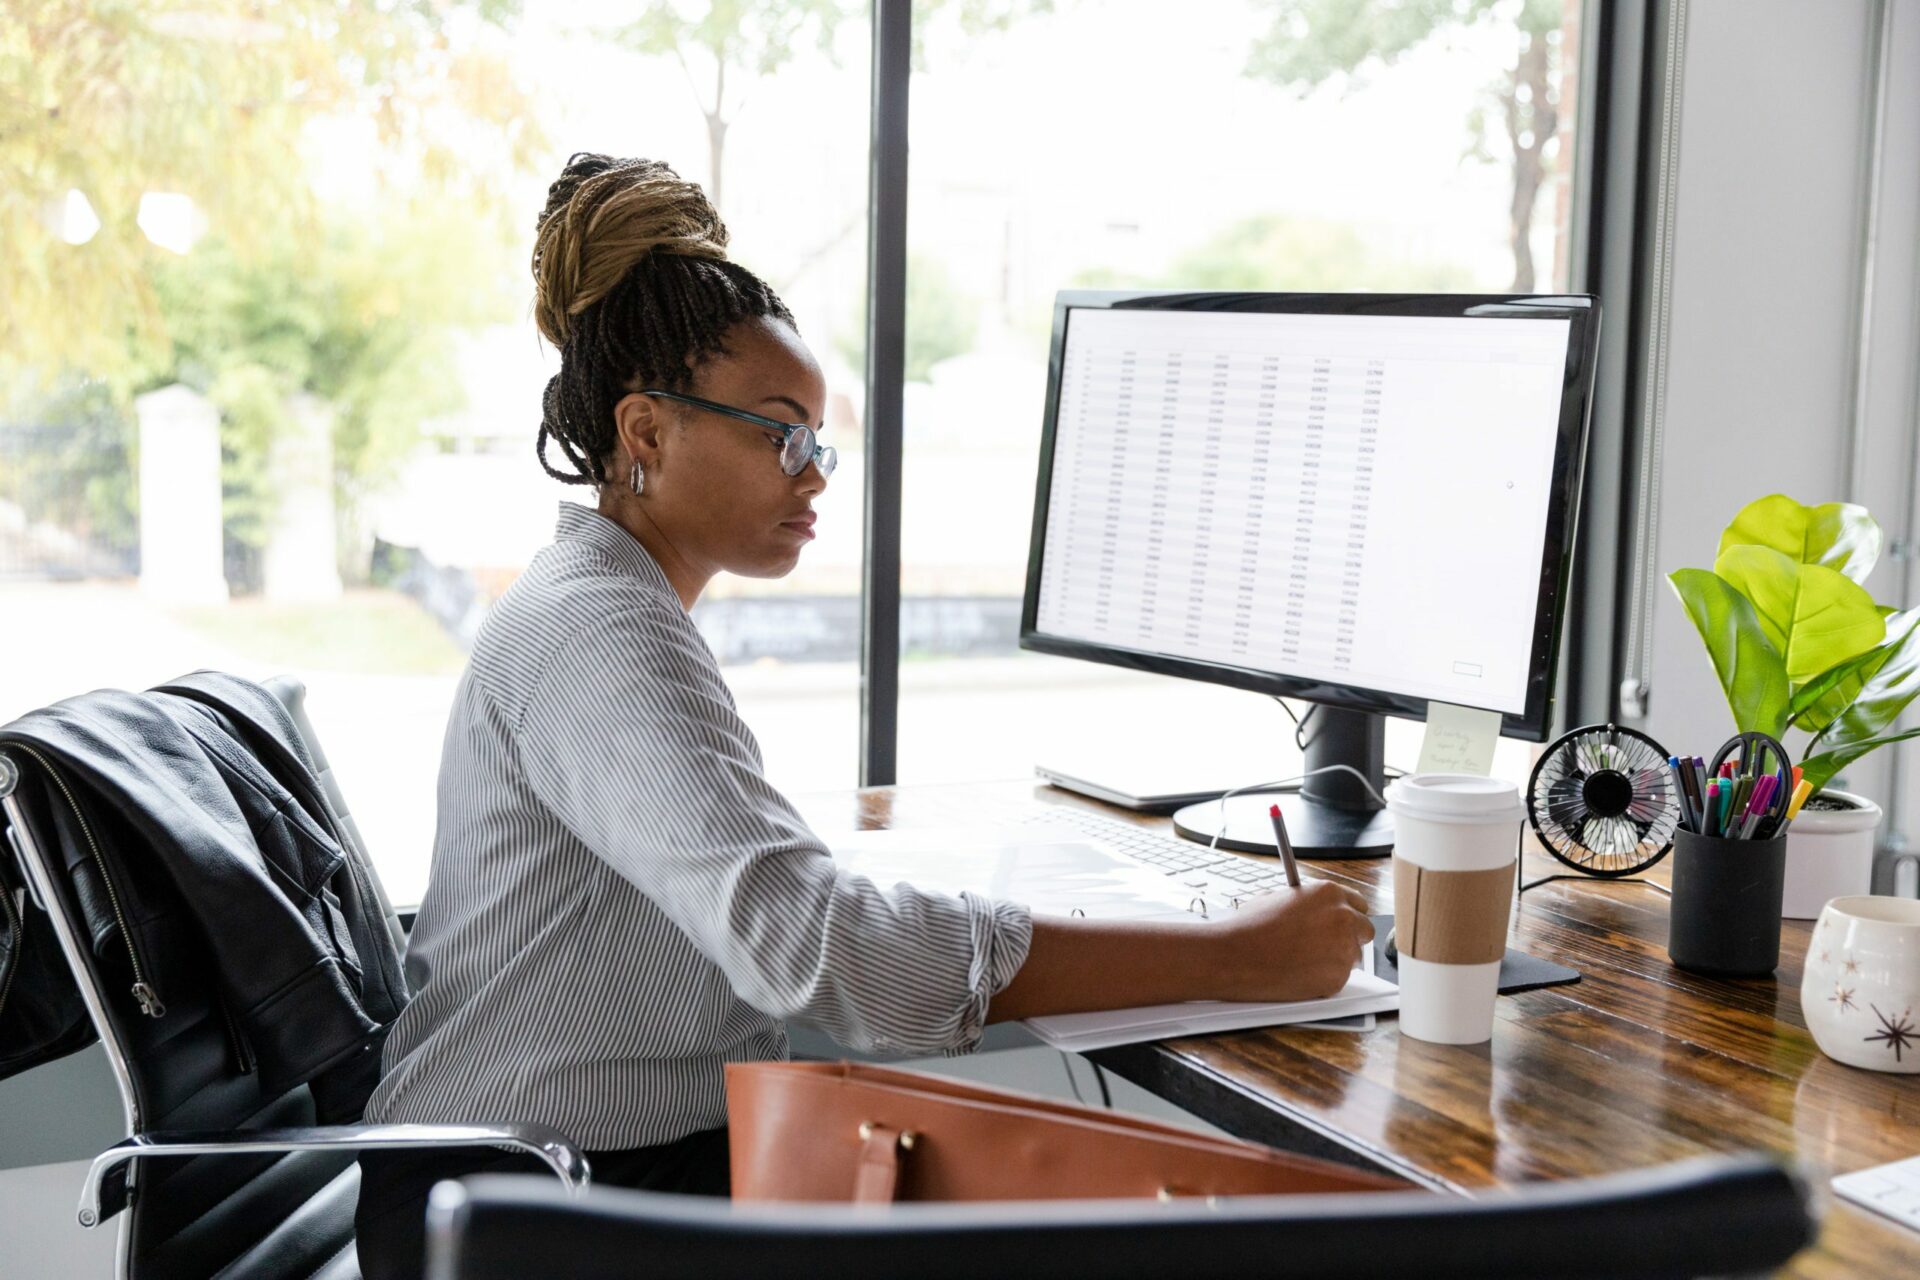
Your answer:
[987,876,1376,1024]
[1212,880,1374,1003]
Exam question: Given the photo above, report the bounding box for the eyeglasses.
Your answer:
[640,389,837,479]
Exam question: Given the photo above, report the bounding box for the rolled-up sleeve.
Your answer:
[515,605,1034,1056]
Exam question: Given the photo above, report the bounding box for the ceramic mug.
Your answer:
[1801,895,1920,1074]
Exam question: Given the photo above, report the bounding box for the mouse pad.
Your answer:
[1368,914,1580,994]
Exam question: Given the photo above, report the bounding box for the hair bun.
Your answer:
[531,153,730,348]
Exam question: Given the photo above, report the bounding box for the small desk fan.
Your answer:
[1523,722,1683,893]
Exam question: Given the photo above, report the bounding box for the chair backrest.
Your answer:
[427,1155,1814,1280]
[0,675,399,1278]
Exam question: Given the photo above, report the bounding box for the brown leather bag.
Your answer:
[725,1060,1408,1203]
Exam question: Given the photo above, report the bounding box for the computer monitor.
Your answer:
[1020,291,1599,857]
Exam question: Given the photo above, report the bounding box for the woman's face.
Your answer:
[611,316,831,582]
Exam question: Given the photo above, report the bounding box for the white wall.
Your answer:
[1637,0,1920,869]
[1858,1,1920,852]
[0,1047,128,1278]
[0,1162,118,1278]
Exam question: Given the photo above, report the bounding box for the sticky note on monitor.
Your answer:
[1416,701,1502,776]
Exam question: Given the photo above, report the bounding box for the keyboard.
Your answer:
[1015,805,1299,899]
[1833,1155,1920,1234]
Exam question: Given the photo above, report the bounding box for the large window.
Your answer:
[2,2,1590,904]
[895,0,1587,790]
[0,2,871,904]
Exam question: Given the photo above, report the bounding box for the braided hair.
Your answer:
[530,153,796,487]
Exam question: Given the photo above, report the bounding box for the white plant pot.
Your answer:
[1782,790,1882,920]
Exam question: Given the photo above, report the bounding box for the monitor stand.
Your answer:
[1171,705,1395,859]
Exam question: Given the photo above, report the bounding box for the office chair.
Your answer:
[426,1153,1814,1280]
[0,676,588,1279]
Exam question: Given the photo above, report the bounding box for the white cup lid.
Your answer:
[1386,773,1525,825]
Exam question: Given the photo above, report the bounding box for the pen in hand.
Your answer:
[1268,803,1302,889]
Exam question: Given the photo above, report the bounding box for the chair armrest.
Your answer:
[78,1122,590,1228]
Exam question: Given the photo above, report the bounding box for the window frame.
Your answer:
[857,0,1634,784]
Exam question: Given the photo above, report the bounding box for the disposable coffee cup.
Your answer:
[1386,773,1524,1045]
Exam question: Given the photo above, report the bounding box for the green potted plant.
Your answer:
[1669,494,1920,917]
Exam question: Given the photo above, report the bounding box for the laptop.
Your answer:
[1032,762,1230,814]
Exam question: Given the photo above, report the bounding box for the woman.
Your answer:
[355,153,1371,1277]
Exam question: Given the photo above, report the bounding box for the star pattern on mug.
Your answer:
[1819,949,1831,964]
[1864,1005,1916,1063]
[1842,956,1861,976]
[1829,984,1857,1014]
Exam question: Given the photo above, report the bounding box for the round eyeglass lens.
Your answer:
[782,428,835,478]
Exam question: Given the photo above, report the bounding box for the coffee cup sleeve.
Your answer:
[1392,859,1514,965]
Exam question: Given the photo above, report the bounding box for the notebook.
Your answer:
[1023,943,1395,1052]
[826,826,1399,1051]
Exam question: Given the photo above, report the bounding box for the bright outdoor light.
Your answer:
[138,192,205,255]
[59,189,101,245]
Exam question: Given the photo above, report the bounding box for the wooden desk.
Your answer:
[793,778,1920,1279]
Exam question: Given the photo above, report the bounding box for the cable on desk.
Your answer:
[1519,872,1671,896]
[1201,765,1393,853]
[1273,696,1315,754]
[1058,1051,1087,1105]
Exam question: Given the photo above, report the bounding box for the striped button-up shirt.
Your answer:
[365,502,1033,1150]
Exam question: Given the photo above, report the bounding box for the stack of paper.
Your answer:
[1023,945,1397,1052]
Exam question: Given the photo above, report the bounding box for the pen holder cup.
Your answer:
[1666,829,1787,977]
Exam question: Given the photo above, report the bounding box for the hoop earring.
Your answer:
[629,460,646,496]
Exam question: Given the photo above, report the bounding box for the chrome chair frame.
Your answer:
[0,676,590,1279]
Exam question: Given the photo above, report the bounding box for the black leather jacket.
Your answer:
[0,672,407,1092]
